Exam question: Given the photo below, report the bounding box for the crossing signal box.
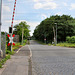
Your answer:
[9,27,12,33]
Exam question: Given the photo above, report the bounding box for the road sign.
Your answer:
[7,34,15,46]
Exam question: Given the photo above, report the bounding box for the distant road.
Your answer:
[29,40,75,75]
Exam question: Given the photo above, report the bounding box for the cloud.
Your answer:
[34,0,57,9]
[5,20,26,26]
[63,2,68,6]
[33,0,39,2]
[7,0,13,2]
[70,3,75,10]
[34,3,42,9]
[41,14,47,20]
[2,20,40,36]
[33,0,53,2]
[2,5,11,12]
[27,21,40,36]
[55,12,62,15]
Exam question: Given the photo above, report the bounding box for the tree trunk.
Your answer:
[53,27,56,45]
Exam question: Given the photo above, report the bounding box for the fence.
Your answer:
[13,35,19,42]
[1,34,6,57]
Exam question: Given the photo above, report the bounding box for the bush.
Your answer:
[22,39,27,46]
[6,50,15,55]
[56,43,75,48]
[48,43,52,46]
[23,39,27,43]
[6,55,10,59]
[66,36,71,43]
[66,36,75,43]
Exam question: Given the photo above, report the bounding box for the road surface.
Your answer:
[0,45,30,75]
[29,40,75,75]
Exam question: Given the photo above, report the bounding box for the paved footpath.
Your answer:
[0,45,30,75]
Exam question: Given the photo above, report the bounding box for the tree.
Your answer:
[33,15,75,43]
[13,21,30,42]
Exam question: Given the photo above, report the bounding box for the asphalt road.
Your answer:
[29,40,75,75]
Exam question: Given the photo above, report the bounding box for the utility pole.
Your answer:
[44,32,46,44]
[56,24,57,44]
[0,0,2,52]
[0,0,3,57]
[53,27,56,46]
[22,26,24,45]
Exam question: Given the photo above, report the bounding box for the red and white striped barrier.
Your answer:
[11,0,17,27]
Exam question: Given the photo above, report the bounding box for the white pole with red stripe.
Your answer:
[9,0,17,51]
[11,0,17,28]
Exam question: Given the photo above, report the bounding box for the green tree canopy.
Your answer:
[33,15,75,43]
[13,21,30,42]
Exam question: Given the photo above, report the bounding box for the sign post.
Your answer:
[8,0,17,51]
[7,34,15,51]
[0,0,2,56]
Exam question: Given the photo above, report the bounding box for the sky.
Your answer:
[1,0,75,36]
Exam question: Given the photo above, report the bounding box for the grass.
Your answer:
[0,41,27,68]
[48,43,52,46]
[12,43,22,51]
[0,55,10,68]
[0,39,28,68]
[36,40,75,48]
[6,43,22,55]
[56,43,75,48]
[36,40,47,45]
[22,42,26,46]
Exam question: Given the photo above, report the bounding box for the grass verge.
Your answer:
[0,55,10,68]
[0,42,27,68]
[56,43,75,48]
[35,40,47,45]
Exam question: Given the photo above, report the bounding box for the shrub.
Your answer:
[56,43,75,48]
[66,36,71,43]
[6,50,15,55]
[23,39,27,43]
[66,36,75,43]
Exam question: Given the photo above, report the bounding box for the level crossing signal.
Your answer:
[7,34,15,46]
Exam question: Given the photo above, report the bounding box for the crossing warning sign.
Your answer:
[7,34,15,46]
